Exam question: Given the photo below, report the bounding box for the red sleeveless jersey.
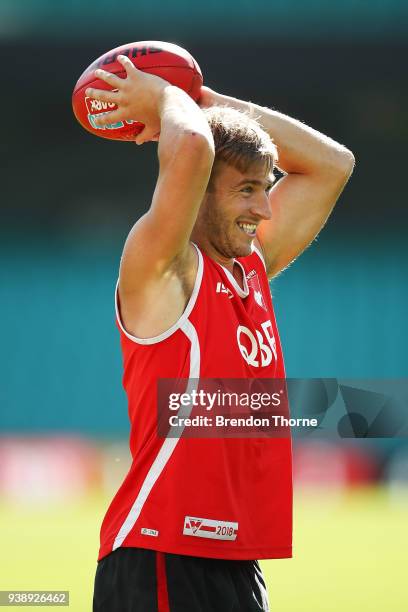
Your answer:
[98,244,292,561]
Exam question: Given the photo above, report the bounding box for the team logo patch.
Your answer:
[247,272,267,310]
[183,516,238,541]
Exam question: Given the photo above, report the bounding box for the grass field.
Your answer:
[0,487,407,611]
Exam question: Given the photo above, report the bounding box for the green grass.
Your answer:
[263,487,408,611]
[0,487,407,611]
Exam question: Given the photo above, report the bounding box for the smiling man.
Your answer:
[89,55,354,612]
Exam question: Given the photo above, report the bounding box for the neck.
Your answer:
[191,235,248,291]
[192,234,235,273]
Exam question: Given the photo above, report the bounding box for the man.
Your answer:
[88,55,354,611]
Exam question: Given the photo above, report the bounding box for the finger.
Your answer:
[117,54,138,76]
[134,126,147,145]
[197,90,209,108]
[94,68,123,88]
[85,87,119,104]
[93,109,124,127]
[135,124,159,145]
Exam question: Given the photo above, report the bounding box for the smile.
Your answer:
[237,222,257,237]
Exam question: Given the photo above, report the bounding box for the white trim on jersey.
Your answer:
[112,317,201,552]
[251,243,267,271]
[114,243,204,345]
[181,318,201,380]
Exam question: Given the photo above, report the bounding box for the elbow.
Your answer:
[178,130,215,170]
[159,128,214,170]
[322,146,355,182]
[180,129,215,159]
[339,148,356,177]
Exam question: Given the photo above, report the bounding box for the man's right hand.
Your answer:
[85,55,169,144]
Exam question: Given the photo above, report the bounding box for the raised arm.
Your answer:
[200,87,355,278]
[87,56,214,337]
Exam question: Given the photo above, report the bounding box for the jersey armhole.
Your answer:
[115,243,204,345]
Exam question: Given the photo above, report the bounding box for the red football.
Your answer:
[72,40,203,141]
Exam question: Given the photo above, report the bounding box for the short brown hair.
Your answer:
[203,105,277,187]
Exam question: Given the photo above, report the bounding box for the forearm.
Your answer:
[213,93,354,175]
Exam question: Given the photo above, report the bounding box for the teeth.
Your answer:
[238,222,257,235]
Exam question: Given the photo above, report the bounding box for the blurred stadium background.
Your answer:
[1,0,407,610]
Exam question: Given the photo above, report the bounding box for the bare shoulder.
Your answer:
[117,242,199,340]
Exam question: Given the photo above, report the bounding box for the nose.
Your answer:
[249,193,272,221]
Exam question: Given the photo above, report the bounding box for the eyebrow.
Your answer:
[234,177,275,188]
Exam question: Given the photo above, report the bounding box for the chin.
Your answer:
[232,241,253,259]
[213,231,253,259]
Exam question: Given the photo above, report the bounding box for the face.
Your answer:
[194,161,274,259]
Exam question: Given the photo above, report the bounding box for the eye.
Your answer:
[241,186,254,194]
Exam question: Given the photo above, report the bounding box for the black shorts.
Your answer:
[93,547,270,611]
